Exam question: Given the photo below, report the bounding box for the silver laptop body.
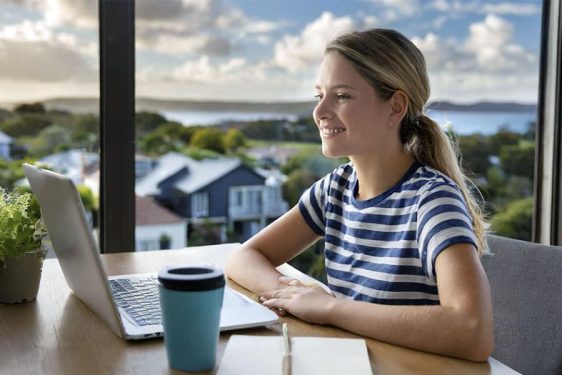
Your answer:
[24,164,278,340]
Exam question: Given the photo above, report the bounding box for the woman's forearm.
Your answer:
[324,298,493,361]
[224,245,285,295]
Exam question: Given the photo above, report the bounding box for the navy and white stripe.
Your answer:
[298,161,477,305]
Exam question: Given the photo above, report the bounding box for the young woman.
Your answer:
[225,28,493,361]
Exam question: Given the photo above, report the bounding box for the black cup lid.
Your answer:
[158,265,225,291]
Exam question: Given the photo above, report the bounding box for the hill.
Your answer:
[2,97,537,115]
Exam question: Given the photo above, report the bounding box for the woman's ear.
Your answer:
[388,91,409,128]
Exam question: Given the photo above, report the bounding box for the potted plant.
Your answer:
[0,187,48,303]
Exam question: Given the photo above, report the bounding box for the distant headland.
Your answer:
[1,97,537,115]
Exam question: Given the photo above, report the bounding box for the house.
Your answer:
[0,130,13,159]
[39,149,99,184]
[135,152,289,242]
[135,195,187,251]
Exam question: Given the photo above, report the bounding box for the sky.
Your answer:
[0,0,544,104]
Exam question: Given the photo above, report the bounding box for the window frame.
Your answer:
[533,0,562,244]
[98,0,136,253]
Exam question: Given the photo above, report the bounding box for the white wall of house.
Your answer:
[135,222,187,251]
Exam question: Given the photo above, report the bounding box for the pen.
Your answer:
[282,323,292,375]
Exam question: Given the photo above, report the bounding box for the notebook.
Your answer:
[24,164,278,340]
[217,335,372,375]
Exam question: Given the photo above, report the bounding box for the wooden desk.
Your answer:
[0,244,518,375]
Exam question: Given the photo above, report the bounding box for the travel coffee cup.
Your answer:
[158,265,225,372]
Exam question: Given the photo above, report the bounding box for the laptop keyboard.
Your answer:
[109,276,250,327]
[109,277,162,326]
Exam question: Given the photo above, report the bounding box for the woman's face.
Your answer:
[313,51,395,159]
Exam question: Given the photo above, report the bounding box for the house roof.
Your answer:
[0,130,12,143]
[39,149,99,184]
[136,195,186,225]
[135,152,241,196]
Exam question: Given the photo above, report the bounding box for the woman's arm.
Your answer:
[224,205,320,295]
[261,243,494,361]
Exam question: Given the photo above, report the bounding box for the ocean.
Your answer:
[162,109,537,136]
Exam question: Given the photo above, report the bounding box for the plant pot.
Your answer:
[0,249,44,304]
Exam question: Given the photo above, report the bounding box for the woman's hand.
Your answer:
[259,276,336,324]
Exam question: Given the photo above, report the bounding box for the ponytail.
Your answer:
[401,114,489,255]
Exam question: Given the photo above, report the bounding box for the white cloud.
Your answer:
[273,12,356,73]
[483,2,541,16]
[369,0,420,18]
[137,34,232,56]
[430,0,540,15]
[0,20,96,82]
[169,56,254,83]
[465,14,536,71]
[412,14,538,102]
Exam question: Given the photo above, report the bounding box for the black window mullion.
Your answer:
[99,0,135,253]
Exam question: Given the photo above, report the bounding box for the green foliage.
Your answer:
[135,111,168,136]
[0,115,52,137]
[0,159,28,190]
[14,102,46,115]
[457,134,492,176]
[140,122,198,156]
[188,221,222,246]
[190,128,225,153]
[224,128,247,152]
[0,188,47,263]
[490,197,533,241]
[28,125,72,157]
[488,126,521,152]
[182,146,222,160]
[77,185,97,212]
[499,140,535,180]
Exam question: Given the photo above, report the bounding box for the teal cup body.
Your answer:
[158,266,225,372]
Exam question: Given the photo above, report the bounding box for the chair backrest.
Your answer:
[482,234,562,375]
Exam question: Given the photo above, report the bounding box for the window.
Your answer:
[0,0,100,256]
[192,192,209,218]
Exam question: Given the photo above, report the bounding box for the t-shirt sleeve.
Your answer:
[298,172,332,236]
[416,181,477,281]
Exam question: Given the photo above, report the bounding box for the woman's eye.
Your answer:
[336,93,351,101]
[314,94,323,101]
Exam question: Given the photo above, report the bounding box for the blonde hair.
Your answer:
[326,29,488,255]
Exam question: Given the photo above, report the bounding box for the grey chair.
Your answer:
[482,234,562,375]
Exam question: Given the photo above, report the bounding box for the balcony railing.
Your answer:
[229,200,289,220]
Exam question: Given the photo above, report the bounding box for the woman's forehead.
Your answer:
[315,52,369,90]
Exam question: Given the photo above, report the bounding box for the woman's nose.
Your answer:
[313,98,332,124]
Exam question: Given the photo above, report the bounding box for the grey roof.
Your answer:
[135,152,241,196]
[39,149,99,184]
[0,131,12,143]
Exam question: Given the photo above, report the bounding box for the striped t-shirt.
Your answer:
[298,161,477,305]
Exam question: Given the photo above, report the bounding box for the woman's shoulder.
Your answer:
[410,163,461,196]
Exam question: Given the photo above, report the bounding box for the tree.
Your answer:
[0,115,52,137]
[135,111,168,136]
[14,102,46,115]
[499,141,535,180]
[224,128,247,152]
[457,134,491,176]
[139,122,194,156]
[189,128,225,154]
[28,125,72,157]
[488,126,521,153]
[490,198,533,241]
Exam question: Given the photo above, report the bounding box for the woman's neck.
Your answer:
[350,151,415,201]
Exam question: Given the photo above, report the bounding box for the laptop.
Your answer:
[24,164,278,340]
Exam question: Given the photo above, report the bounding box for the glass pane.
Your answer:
[133,1,542,265]
[0,1,100,257]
